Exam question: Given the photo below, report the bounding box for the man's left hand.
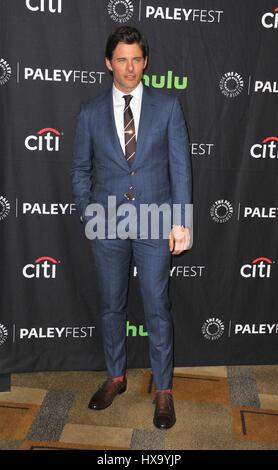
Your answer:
[169,225,191,255]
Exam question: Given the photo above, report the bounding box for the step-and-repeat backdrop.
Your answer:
[0,0,277,373]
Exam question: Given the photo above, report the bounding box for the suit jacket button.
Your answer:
[129,171,135,176]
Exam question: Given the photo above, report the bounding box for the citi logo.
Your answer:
[240,257,274,278]
[261,6,278,28]
[143,71,187,90]
[26,0,62,13]
[25,128,62,152]
[126,321,148,337]
[0,58,12,85]
[23,256,61,279]
[250,136,278,159]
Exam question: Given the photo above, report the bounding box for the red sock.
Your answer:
[112,375,125,382]
[155,389,172,394]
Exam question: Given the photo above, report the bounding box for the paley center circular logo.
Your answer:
[219,72,244,98]
[0,324,8,346]
[0,59,12,85]
[0,196,11,220]
[108,0,134,23]
[210,199,233,223]
[202,318,225,341]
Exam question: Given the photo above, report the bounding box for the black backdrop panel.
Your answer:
[0,0,277,372]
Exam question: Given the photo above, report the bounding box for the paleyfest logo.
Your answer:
[23,66,105,84]
[108,0,134,23]
[0,196,11,221]
[210,199,233,223]
[202,318,225,341]
[0,324,8,346]
[0,58,12,85]
[145,6,224,23]
[219,72,244,98]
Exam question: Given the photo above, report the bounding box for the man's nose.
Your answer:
[127,61,134,71]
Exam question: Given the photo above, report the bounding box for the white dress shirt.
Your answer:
[112,81,143,154]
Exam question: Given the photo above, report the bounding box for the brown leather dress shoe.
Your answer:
[88,378,127,410]
[153,392,176,429]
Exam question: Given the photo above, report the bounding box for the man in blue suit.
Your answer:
[71,26,192,429]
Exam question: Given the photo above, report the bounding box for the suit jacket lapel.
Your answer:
[108,88,128,167]
[135,84,156,167]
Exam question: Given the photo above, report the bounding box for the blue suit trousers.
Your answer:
[89,236,173,390]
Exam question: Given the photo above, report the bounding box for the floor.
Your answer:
[1,366,278,450]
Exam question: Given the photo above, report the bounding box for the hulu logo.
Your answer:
[126,321,148,337]
[143,71,187,90]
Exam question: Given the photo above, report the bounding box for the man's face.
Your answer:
[105,42,148,93]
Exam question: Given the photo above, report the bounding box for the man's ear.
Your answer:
[105,57,113,72]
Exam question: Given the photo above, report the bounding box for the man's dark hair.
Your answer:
[105,26,149,61]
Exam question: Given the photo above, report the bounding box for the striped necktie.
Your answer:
[123,94,136,166]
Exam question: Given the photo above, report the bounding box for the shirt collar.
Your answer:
[112,80,143,105]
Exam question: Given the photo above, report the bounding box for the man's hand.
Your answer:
[169,225,191,255]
